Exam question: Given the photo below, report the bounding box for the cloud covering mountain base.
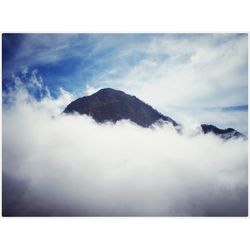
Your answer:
[2,89,248,216]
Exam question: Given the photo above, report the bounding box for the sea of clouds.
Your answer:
[2,83,248,216]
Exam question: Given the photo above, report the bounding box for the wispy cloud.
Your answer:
[86,34,247,108]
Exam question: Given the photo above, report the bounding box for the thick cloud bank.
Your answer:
[2,88,248,216]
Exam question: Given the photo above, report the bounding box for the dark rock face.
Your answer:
[63,88,245,140]
[63,88,178,127]
[201,124,245,140]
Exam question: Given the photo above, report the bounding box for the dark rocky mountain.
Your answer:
[63,88,178,128]
[201,124,245,140]
[63,88,245,140]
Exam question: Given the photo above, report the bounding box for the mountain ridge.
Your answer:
[63,88,245,140]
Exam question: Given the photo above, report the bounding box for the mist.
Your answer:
[2,88,248,216]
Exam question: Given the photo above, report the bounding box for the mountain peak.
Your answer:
[63,88,177,127]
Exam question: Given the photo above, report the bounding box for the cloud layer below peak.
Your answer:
[2,85,248,216]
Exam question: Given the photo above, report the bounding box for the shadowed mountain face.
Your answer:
[64,88,178,127]
[63,88,245,139]
[201,124,245,140]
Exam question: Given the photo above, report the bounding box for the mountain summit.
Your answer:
[63,88,245,139]
[63,88,178,128]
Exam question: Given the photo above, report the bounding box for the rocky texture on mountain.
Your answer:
[200,124,245,140]
[64,88,178,128]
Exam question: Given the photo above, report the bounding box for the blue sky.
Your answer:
[2,33,248,134]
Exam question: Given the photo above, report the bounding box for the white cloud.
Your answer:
[21,66,28,75]
[88,34,247,110]
[2,87,248,216]
[37,87,74,115]
[6,70,74,116]
[83,84,101,96]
